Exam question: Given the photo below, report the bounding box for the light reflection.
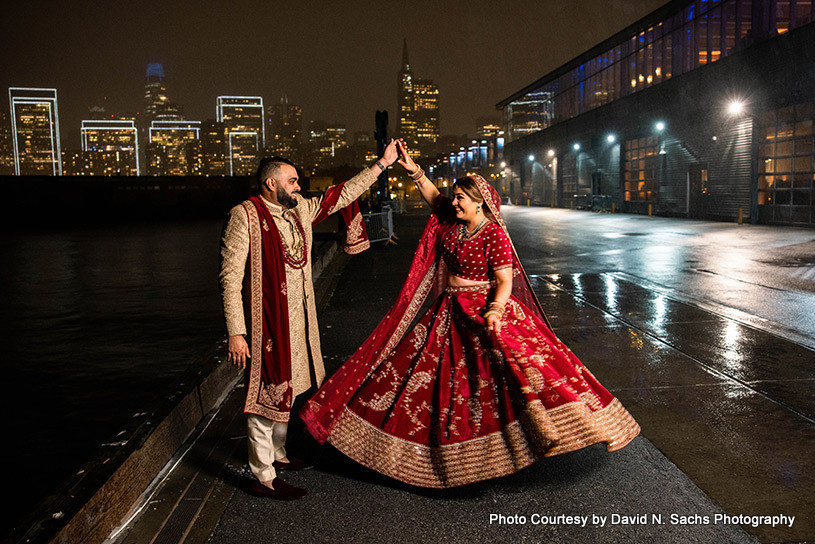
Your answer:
[652,294,667,335]
[721,320,745,374]
[572,273,584,297]
[603,275,619,314]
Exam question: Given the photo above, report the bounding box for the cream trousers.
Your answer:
[247,414,288,483]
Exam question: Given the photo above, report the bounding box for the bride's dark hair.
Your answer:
[453,176,483,203]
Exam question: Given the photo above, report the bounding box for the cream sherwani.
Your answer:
[219,167,378,482]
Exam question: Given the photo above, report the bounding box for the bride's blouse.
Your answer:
[440,221,513,281]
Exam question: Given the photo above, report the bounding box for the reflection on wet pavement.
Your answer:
[532,273,815,543]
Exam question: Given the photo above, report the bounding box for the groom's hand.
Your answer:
[382,138,398,166]
[227,335,251,369]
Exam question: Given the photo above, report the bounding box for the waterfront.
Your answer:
[0,219,226,535]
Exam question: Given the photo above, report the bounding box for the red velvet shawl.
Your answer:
[301,174,552,441]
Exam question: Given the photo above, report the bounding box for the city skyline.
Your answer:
[1,1,668,146]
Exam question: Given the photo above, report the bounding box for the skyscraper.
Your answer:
[9,87,62,175]
[147,120,201,175]
[217,96,264,176]
[397,41,439,157]
[267,96,302,158]
[201,120,228,176]
[80,119,140,175]
[307,120,348,171]
[413,78,440,147]
[144,63,183,123]
[397,39,416,145]
[0,111,14,175]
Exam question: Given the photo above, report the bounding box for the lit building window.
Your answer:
[624,135,659,202]
[758,101,815,224]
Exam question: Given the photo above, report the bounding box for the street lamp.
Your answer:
[500,161,507,168]
[528,154,535,161]
[655,121,665,131]
[547,149,555,157]
[728,100,745,116]
[607,134,616,143]
[573,143,580,151]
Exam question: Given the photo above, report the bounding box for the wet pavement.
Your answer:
[111,204,813,544]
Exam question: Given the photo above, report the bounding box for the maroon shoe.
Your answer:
[273,457,313,471]
[249,478,307,500]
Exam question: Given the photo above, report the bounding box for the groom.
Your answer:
[219,140,397,499]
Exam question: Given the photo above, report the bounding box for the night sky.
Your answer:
[2,1,667,147]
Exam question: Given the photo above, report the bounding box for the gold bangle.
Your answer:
[484,309,503,320]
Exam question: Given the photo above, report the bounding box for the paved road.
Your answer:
[503,206,815,348]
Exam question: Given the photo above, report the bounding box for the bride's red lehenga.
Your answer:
[301,175,640,488]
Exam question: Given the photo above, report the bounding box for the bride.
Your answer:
[300,140,639,488]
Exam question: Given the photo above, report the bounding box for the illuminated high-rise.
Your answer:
[9,87,62,176]
[413,78,439,146]
[144,63,183,123]
[0,111,13,175]
[267,96,302,158]
[201,120,228,176]
[81,120,139,175]
[147,120,200,175]
[308,120,347,171]
[217,96,265,175]
[397,39,416,145]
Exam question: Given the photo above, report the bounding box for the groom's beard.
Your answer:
[277,186,298,209]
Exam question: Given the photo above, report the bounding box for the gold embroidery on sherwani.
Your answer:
[260,382,290,406]
[347,213,364,241]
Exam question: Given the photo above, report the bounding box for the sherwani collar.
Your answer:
[260,195,300,219]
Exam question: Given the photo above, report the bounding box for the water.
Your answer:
[0,219,227,535]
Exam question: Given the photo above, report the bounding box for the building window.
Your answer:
[624,136,659,202]
[759,101,815,224]
[562,154,577,198]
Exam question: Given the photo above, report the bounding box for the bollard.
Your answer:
[570,200,574,209]
[648,203,652,217]
[737,207,743,225]
[527,199,530,206]
[611,202,616,214]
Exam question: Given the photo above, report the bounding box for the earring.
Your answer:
[476,204,481,213]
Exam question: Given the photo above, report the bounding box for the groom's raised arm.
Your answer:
[308,139,399,221]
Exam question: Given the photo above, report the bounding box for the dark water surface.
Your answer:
[0,219,226,535]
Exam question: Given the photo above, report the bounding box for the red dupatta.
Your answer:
[242,196,294,422]
[314,184,370,255]
[301,174,551,442]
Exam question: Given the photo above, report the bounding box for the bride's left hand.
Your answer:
[486,314,501,334]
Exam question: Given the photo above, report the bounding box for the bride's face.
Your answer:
[452,188,482,222]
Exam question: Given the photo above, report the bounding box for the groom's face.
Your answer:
[271,164,300,209]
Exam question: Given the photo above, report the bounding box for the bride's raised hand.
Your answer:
[396,139,419,175]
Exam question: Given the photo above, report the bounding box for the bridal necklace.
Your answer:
[458,217,488,241]
[281,213,308,269]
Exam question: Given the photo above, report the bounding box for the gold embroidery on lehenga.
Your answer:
[468,397,483,433]
[406,401,431,437]
[327,397,639,489]
[359,390,398,412]
[523,366,545,392]
[409,323,428,357]
[405,370,433,394]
